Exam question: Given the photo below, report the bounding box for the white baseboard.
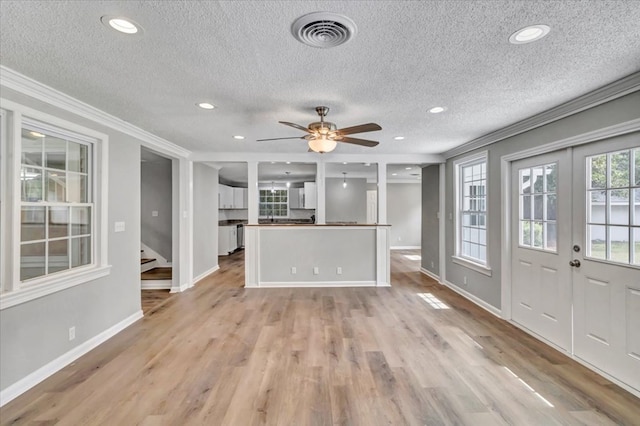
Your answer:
[0,310,143,407]
[507,319,640,398]
[141,280,172,290]
[192,265,220,285]
[420,267,441,282]
[442,280,502,318]
[390,246,421,250]
[246,280,378,288]
[170,282,189,293]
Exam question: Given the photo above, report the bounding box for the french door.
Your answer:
[511,150,572,351]
[511,134,640,393]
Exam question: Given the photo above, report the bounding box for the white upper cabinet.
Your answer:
[218,184,234,209]
[304,182,317,209]
[233,187,247,209]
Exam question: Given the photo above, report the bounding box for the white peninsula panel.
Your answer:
[245,225,390,288]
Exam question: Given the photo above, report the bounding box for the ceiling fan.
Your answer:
[257,106,382,153]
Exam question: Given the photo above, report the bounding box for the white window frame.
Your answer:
[0,100,110,310]
[452,151,492,276]
[0,109,6,288]
[258,186,290,219]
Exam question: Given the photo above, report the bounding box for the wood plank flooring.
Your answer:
[2,250,639,425]
[141,290,173,315]
[141,267,172,280]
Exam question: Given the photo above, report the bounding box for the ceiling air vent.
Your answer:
[291,12,357,48]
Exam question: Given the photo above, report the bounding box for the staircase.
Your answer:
[141,248,172,290]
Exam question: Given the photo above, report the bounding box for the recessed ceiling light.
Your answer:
[286,162,291,164]
[100,16,141,34]
[394,136,405,140]
[197,102,216,110]
[233,135,245,140]
[392,173,398,176]
[343,162,348,165]
[405,167,412,170]
[428,106,446,114]
[509,24,550,44]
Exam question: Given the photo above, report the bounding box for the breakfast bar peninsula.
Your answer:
[244,223,391,288]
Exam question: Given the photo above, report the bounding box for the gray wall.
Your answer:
[141,157,172,261]
[387,182,421,247]
[445,90,640,310]
[259,228,376,282]
[326,177,367,223]
[0,86,141,391]
[193,163,218,278]
[421,166,440,276]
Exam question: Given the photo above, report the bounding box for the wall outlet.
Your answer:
[337,267,342,275]
[69,326,76,341]
[313,267,319,275]
[431,261,434,268]
[114,221,125,232]
[152,210,159,217]
[463,276,468,285]
[291,266,296,274]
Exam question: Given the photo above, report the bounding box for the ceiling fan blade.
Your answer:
[337,136,379,147]
[257,136,306,142]
[335,123,382,135]
[279,121,311,133]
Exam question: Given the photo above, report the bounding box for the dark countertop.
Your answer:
[258,219,314,225]
[218,220,248,226]
[246,223,390,227]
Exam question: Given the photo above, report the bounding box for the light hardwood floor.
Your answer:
[2,250,639,425]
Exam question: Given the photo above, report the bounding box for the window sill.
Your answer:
[451,256,492,277]
[0,265,111,310]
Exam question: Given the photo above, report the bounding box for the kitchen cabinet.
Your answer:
[233,187,247,209]
[289,187,302,209]
[218,225,237,255]
[218,184,234,209]
[304,182,317,209]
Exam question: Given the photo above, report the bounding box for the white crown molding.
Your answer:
[193,151,444,164]
[0,66,191,159]
[444,72,640,159]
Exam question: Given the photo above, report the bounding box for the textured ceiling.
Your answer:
[1,1,640,156]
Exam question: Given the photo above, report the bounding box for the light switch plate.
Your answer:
[152,210,158,217]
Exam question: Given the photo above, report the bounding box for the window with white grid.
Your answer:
[456,155,488,265]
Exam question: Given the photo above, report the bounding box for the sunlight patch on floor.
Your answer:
[503,366,555,407]
[404,254,421,261]
[417,293,450,309]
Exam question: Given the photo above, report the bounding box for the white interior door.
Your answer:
[511,151,572,352]
[572,135,640,392]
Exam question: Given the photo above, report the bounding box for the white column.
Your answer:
[172,157,193,292]
[316,161,326,224]
[377,162,387,224]
[247,161,259,224]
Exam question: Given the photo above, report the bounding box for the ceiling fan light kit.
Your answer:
[257,105,382,153]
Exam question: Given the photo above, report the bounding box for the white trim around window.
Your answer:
[453,151,492,275]
[0,99,110,310]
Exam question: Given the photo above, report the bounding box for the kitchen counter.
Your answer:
[244,224,391,288]
[218,220,247,226]
[247,223,389,227]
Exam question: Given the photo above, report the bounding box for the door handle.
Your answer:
[569,259,581,268]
